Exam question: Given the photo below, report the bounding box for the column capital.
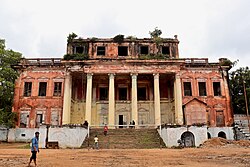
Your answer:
[153,73,160,79]
[175,73,180,79]
[108,73,116,79]
[86,73,93,79]
[130,73,138,79]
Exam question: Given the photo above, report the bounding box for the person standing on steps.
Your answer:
[132,120,135,129]
[94,135,99,150]
[28,131,40,167]
[104,124,108,136]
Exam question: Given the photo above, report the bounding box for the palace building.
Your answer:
[12,35,233,128]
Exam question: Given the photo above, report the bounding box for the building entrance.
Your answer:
[119,115,123,128]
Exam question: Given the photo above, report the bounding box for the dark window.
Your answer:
[184,82,192,96]
[53,82,62,96]
[74,46,84,54]
[97,46,106,56]
[118,46,128,56]
[140,46,149,54]
[119,88,127,100]
[162,46,170,55]
[24,82,32,97]
[138,87,146,100]
[38,82,47,96]
[100,87,108,100]
[213,82,221,96]
[198,82,207,96]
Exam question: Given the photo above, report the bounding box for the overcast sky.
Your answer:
[0,0,249,69]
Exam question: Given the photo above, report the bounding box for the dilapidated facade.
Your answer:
[12,35,233,128]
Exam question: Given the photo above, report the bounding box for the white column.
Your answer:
[85,73,93,125]
[174,73,184,125]
[108,73,115,126]
[131,73,138,125]
[154,73,161,126]
[62,72,72,125]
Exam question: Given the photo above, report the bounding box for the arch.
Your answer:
[218,131,226,139]
[207,132,211,139]
[181,131,195,147]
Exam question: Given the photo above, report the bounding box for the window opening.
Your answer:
[198,82,207,96]
[162,46,170,55]
[119,88,127,100]
[140,46,149,54]
[118,46,128,56]
[53,82,62,96]
[97,46,106,56]
[138,87,146,100]
[213,82,221,96]
[74,46,84,54]
[24,82,32,97]
[184,82,192,96]
[100,87,108,100]
[38,82,47,96]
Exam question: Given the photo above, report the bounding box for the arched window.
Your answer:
[218,131,226,139]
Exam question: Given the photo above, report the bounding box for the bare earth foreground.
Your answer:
[0,142,249,167]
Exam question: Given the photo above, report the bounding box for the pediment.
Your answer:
[213,103,225,108]
[138,108,149,112]
[20,103,32,109]
[22,76,35,80]
[37,76,49,80]
[116,107,129,113]
[183,98,207,106]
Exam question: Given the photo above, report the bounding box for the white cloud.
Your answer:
[0,0,249,69]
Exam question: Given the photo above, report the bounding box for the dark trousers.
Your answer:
[30,151,37,161]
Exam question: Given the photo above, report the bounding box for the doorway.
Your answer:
[119,115,123,128]
[181,131,195,147]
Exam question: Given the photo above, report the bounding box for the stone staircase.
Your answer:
[234,115,250,140]
[81,128,165,149]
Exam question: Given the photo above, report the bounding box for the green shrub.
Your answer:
[113,34,124,43]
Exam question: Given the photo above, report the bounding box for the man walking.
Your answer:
[28,131,39,167]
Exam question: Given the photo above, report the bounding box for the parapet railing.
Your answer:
[184,58,208,64]
[20,58,62,66]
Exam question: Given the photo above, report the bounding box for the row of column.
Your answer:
[62,73,183,126]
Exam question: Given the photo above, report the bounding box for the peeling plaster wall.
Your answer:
[7,127,47,148]
[207,127,234,140]
[71,101,85,124]
[0,128,8,141]
[48,127,87,148]
[159,126,207,147]
[13,68,65,128]
[181,69,233,127]
[161,100,175,124]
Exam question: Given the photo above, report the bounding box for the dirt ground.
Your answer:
[0,141,249,167]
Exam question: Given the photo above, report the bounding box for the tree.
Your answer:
[229,67,250,114]
[0,39,22,127]
[149,27,162,38]
[67,32,77,42]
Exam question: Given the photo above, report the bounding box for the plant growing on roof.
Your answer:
[149,27,162,38]
[113,34,124,43]
[126,36,137,42]
[149,27,164,50]
[67,32,77,42]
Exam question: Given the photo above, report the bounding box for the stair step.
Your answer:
[81,128,165,149]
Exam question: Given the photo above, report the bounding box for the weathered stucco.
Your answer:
[12,37,233,128]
